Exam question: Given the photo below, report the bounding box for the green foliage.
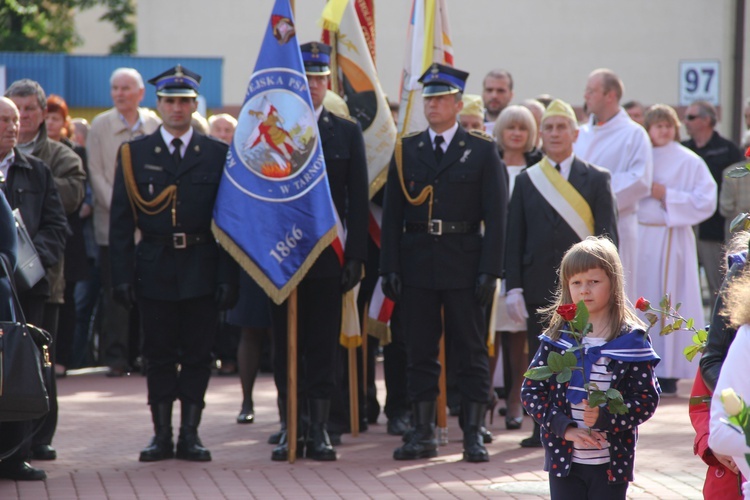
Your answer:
[0,0,135,54]
[98,0,135,54]
[0,1,81,52]
[684,329,708,362]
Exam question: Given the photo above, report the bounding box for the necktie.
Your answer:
[555,163,561,173]
[434,135,445,164]
[171,138,183,166]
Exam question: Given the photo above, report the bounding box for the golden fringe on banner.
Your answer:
[318,0,349,32]
[212,221,336,305]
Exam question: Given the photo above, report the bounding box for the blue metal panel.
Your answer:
[0,53,67,96]
[0,53,223,108]
[66,55,223,108]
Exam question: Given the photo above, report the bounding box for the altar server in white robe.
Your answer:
[575,69,653,301]
[636,104,716,383]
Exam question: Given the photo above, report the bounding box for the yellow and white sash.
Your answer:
[526,157,594,240]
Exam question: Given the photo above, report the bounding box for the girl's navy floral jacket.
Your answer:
[520,329,660,485]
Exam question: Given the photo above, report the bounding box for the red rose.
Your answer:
[557,304,577,321]
[635,297,650,312]
[745,146,750,158]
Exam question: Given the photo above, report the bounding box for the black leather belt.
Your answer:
[404,220,480,235]
[142,232,213,249]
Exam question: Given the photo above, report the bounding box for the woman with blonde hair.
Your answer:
[491,105,542,430]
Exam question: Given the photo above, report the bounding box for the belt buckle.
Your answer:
[428,219,443,235]
[172,233,187,249]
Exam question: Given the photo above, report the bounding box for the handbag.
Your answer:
[0,254,51,422]
[12,208,45,292]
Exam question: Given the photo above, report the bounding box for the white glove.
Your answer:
[743,480,750,498]
[505,288,529,324]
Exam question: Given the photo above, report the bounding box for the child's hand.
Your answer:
[581,399,600,428]
[563,425,606,449]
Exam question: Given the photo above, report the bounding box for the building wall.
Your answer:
[131,0,748,140]
[73,5,122,55]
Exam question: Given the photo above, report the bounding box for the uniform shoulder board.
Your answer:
[330,112,358,124]
[468,129,493,142]
[402,130,421,139]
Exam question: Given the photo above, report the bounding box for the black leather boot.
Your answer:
[462,402,489,462]
[139,403,175,462]
[393,401,438,460]
[268,397,287,445]
[175,404,211,461]
[520,421,543,448]
[306,399,336,461]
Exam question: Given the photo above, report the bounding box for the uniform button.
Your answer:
[434,199,439,204]
[434,179,439,184]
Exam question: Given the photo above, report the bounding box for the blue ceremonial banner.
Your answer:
[212,0,337,305]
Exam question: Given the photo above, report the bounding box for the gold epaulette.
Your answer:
[121,143,178,226]
[469,129,494,142]
[402,130,421,139]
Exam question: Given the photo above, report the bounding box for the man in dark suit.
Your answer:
[380,63,507,463]
[0,96,67,481]
[109,66,238,463]
[269,42,369,462]
[504,99,619,448]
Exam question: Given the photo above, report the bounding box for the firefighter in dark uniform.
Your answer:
[380,63,507,463]
[269,42,369,462]
[109,66,239,463]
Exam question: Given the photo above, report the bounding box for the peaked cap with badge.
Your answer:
[300,42,332,76]
[418,63,468,97]
[148,65,202,98]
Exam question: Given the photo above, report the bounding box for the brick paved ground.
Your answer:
[0,368,706,499]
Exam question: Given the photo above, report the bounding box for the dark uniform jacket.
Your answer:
[504,156,619,306]
[109,128,238,301]
[380,126,507,290]
[2,149,68,298]
[306,108,369,279]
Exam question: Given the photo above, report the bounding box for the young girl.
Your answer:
[521,237,660,499]
[708,256,750,497]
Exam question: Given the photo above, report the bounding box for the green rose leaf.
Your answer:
[556,367,572,384]
[524,366,554,380]
[562,350,577,368]
[606,388,624,402]
[608,399,629,415]
[684,343,703,362]
[687,318,695,330]
[572,300,589,332]
[548,352,564,373]
[588,390,608,407]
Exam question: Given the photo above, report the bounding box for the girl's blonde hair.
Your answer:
[721,231,750,326]
[540,236,646,341]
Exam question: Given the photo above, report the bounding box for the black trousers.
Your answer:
[549,463,628,500]
[383,303,409,419]
[139,295,218,407]
[100,246,133,370]
[272,276,340,401]
[401,286,489,403]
